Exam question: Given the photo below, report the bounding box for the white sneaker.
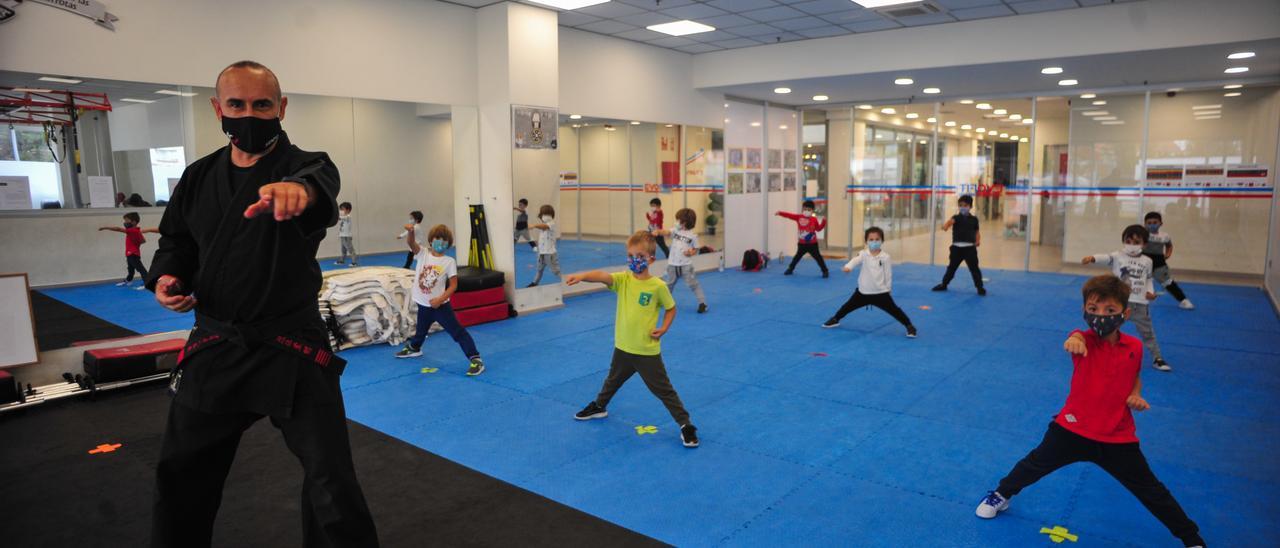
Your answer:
[975,491,1009,519]
[133,285,146,291]
[115,281,130,287]
[1179,299,1195,310]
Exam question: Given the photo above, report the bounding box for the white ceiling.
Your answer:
[444,0,1145,54]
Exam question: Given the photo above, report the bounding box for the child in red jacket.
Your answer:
[776,200,829,278]
[98,211,158,289]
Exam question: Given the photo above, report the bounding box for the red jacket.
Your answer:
[777,211,826,244]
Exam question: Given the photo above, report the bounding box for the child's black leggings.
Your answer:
[832,290,912,328]
[125,255,148,282]
[787,243,829,274]
[941,245,983,288]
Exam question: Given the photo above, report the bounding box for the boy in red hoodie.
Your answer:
[776,200,829,278]
[975,274,1203,548]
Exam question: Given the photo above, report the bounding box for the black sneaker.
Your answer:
[526,282,538,288]
[822,318,840,328]
[822,271,829,278]
[574,401,608,420]
[467,357,485,376]
[907,326,918,338]
[932,284,947,292]
[697,303,708,314]
[977,287,987,296]
[680,424,699,448]
[783,270,794,276]
[395,345,423,358]
[1152,359,1172,372]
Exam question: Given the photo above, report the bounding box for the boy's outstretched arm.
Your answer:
[142,228,161,234]
[564,270,612,286]
[941,218,954,231]
[404,224,421,255]
[1064,332,1087,356]
[98,226,125,233]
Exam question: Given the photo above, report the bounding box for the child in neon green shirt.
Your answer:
[566,230,699,448]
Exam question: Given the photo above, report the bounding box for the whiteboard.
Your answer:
[0,273,39,368]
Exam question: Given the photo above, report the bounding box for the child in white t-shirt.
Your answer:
[333,201,358,266]
[528,204,561,287]
[652,208,708,314]
[823,226,916,337]
[395,223,484,376]
[1082,224,1169,372]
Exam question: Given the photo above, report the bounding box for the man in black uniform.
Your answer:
[932,194,987,296]
[147,60,378,547]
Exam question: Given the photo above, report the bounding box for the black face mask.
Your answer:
[1084,311,1126,337]
[222,115,282,154]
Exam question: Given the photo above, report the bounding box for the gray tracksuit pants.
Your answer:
[664,264,706,305]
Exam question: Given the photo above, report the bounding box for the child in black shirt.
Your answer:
[933,194,986,296]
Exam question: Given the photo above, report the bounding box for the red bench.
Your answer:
[83,338,186,383]
[450,286,511,327]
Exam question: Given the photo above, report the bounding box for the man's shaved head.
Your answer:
[215,60,281,100]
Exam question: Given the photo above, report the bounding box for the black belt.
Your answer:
[179,308,346,375]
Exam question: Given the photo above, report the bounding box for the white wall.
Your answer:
[0,209,166,286]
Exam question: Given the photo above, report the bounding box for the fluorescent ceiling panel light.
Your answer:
[905,113,919,119]
[1080,93,1097,99]
[779,125,788,130]
[960,99,974,104]
[1058,79,1078,86]
[988,130,997,135]
[156,89,198,97]
[976,103,992,110]
[1093,116,1117,121]
[39,76,82,84]
[961,124,972,130]
[648,20,715,36]
[944,121,956,127]
[1009,135,1019,140]
[1091,100,1107,106]
[569,114,582,119]
[1224,67,1248,74]
[894,78,914,85]
[812,95,829,101]
[1227,51,1255,60]
[1082,110,1108,116]
[880,107,896,114]
[1022,119,1033,124]
[1223,84,1243,89]
[993,109,1007,115]
[858,105,873,110]
[926,117,937,123]
[12,88,52,93]
[923,87,941,94]
[121,98,155,104]
[723,118,730,123]
[1008,114,1022,120]
[630,121,641,125]
[1041,67,1064,74]
[572,124,580,128]
[851,1,922,7]
[919,140,928,144]
[750,122,761,127]
[526,0,610,8]
[1101,121,1126,125]
[774,87,792,94]
[999,133,1008,138]
[1224,92,1242,97]
[976,127,985,133]
[1191,104,1221,110]
[605,126,617,131]
[1020,137,1028,142]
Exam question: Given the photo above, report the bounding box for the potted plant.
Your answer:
[705,193,723,235]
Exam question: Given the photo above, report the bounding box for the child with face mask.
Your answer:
[976,274,1203,548]
[1082,224,1170,371]
[395,224,484,376]
[398,210,424,269]
[823,226,916,337]
[513,198,535,250]
[566,230,698,448]
[527,205,561,287]
[1143,212,1194,310]
[334,202,358,266]
[933,194,985,295]
[647,198,670,258]
[652,208,708,313]
[98,212,159,289]
[776,199,829,277]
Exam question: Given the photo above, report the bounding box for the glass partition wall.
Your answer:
[817,82,1278,279]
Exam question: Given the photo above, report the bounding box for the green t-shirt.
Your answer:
[609,271,675,356]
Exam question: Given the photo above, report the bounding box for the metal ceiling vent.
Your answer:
[872,1,945,20]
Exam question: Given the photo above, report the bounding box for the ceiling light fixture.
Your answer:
[993,109,1007,115]
[923,87,941,94]
[630,121,641,125]
[1058,79,1078,86]
[851,1,925,7]
[156,90,198,97]
[750,122,761,127]
[944,121,956,127]
[121,98,155,104]
[773,87,792,94]
[1041,67,1064,74]
[1227,51,1255,60]
[999,133,1008,138]
[1008,114,1022,120]
[976,103,992,110]
[858,104,873,110]
[1020,137,1028,142]
[1022,119,1033,124]
[881,107,896,114]
[812,95,829,101]
[1093,116,1118,121]
[648,20,715,36]
[988,130,997,135]
[39,76,82,84]
[961,124,972,130]
[569,114,582,119]
[1224,92,1242,97]
[1224,84,1243,90]
[1191,104,1222,110]
[1080,93,1097,99]
[1101,120,1126,125]
[905,113,919,119]
[526,0,610,9]
[927,117,937,123]
[1091,100,1107,106]
[1009,135,1019,140]
[779,125,788,130]
[1082,110,1108,116]
[976,127,985,133]
[894,78,914,85]
[12,87,52,93]
[1224,67,1249,74]
[960,99,974,104]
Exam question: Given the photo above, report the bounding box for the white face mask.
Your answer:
[541,215,553,223]
[803,210,814,217]
[1123,244,1143,257]
[651,206,658,212]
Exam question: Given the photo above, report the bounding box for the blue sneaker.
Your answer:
[975,491,1008,518]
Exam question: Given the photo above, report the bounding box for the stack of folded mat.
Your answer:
[318,266,439,351]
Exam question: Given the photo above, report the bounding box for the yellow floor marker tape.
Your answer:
[420,367,439,374]
[1039,525,1078,543]
[634,425,658,435]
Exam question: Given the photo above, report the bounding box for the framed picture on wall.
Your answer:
[768,172,782,192]
[746,148,762,170]
[768,149,782,170]
[784,173,797,191]
[784,150,797,170]
[745,172,761,193]
[728,172,744,194]
[728,148,744,170]
[511,105,558,149]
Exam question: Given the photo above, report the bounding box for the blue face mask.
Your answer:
[627,254,649,274]
[430,239,448,253]
[868,240,882,251]
[1146,223,1160,233]
[959,207,971,215]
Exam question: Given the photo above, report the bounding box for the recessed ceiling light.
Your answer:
[919,140,928,144]
[976,127,986,133]
[993,109,1007,115]
[881,107,896,114]
[1080,93,1097,99]
[1082,110,1108,116]
[569,114,582,119]
[922,87,941,94]
[1009,135,1019,140]
[1058,79,1078,86]
[961,124,972,130]
[960,99,974,104]
[905,113,919,119]
[858,104,872,110]
[999,133,1008,138]
[648,20,715,36]
[572,124,581,128]
[156,89,198,97]
[1101,120,1126,125]
[1224,67,1249,74]
[1224,92,1242,97]
[944,121,956,127]
[1227,51,1255,60]
[630,121,641,125]
[750,122,761,127]
[1020,137,1028,142]
[12,87,52,93]
[724,118,730,123]
[605,126,617,132]
[527,0,610,9]
[976,103,992,110]
[774,87,792,94]
[1008,114,1022,120]
[927,117,937,123]
[724,103,729,108]
[1224,84,1243,90]
[779,125,788,130]
[1022,118,1033,124]
[1041,67,1064,74]
[1091,100,1107,106]
[1191,104,1221,110]
[121,98,155,104]
[1094,116,1117,121]
[852,1,925,7]
[894,78,914,85]
[812,95,829,101]
[39,76,82,84]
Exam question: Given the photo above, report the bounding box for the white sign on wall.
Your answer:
[168,177,181,197]
[0,175,33,210]
[87,175,115,208]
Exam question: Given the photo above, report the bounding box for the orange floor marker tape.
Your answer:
[89,443,122,455]
[918,305,932,310]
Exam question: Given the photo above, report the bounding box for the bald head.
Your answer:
[215,60,281,100]
[211,60,287,126]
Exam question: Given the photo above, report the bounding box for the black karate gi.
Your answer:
[146,133,378,548]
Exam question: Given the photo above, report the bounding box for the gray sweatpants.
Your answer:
[532,252,560,284]
[1152,265,1174,287]
[339,236,357,264]
[594,348,690,426]
[664,264,706,305]
[1129,302,1163,361]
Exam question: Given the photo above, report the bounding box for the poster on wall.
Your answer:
[87,176,115,208]
[768,172,782,192]
[784,150,797,170]
[0,175,33,210]
[512,106,558,150]
[745,172,761,193]
[1226,164,1271,188]
[559,171,578,189]
[1182,166,1222,187]
[784,173,797,191]
[768,149,782,170]
[746,148,762,170]
[728,148,744,170]
[728,173,744,194]
[1144,165,1183,187]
